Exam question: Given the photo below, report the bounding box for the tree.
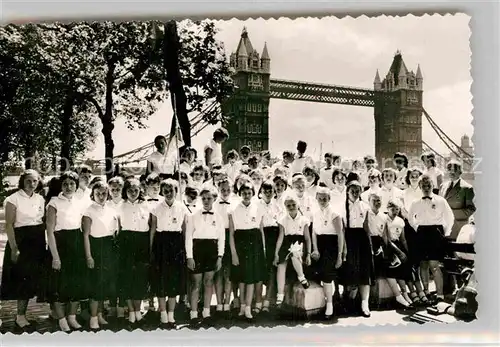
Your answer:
[0,20,234,182]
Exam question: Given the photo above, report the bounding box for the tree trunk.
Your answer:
[59,89,74,172]
[102,59,116,181]
[163,21,191,151]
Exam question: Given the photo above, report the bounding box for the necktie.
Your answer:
[219,201,230,205]
[148,198,159,201]
[324,167,331,170]
[202,211,214,215]
[422,196,432,200]
[444,181,455,197]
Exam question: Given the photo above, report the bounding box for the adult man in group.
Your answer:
[146,135,176,179]
[440,159,476,240]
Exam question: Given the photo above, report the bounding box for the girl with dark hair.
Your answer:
[229,182,267,320]
[330,169,347,213]
[340,179,374,318]
[1,169,46,330]
[82,181,119,330]
[302,165,320,197]
[401,168,429,306]
[394,152,409,190]
[117,178,150,324]
[45,171,86,331]
[421,152,443,194]
[150,179,189,327]
[257,180,281,313]
[361,169,382,203]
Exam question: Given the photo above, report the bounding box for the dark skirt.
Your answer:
[88,235,117,301]
[385,240,413,281]
[232,228,266,284]
[46,229,88,302]
[151,231,185,297]
[278,234,305,264]
[191,238,218,274]
[415,225,446,262]
[222,228,231,267]
[263,226,280,273]
[371,235,386,278]
[0,225,47,300]
[340,227,375,286]
[315,234,339,283]
[118,230,150,300]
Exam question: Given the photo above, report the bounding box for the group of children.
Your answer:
[0,136,469,332]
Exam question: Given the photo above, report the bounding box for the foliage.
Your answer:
[0,19,234,176]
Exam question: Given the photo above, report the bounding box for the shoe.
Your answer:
[67,315,82,330]
[361,309,371,318]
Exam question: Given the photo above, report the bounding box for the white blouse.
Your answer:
[107,199,124,211]
[214,196,235,229]
[83,202,119,238]
[145,195,162,211]
[295,193,315,221]
[148,150,175,175]
[403,186,422,217]
[278,213,310,236]
[47,193,84,231]
[423,166,443,189]
[4,190,45,228]
[311,204,340,235]
[230,202,263,230]
[342,199,370,229]
[330,186,347,214]
[408,194,455,236]
[361,186,382,203]
[152,201,188,232]
[387,216,405,241]
[395,168,409,190]
[366,210,386,237]
[319,167,335,189]
[119,200,151,232]
[186,208,225,258]
[379,186,404,214]
[257,199,280,228]
[205,139,223,166]
[75,187,92,210]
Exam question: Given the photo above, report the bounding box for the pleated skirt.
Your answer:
[118,230,150,300]
[151,231,185,297]
[88,235,117,301]
[45,229,88,302]
[340,227,375,286]
[232,228,266,284]
[0,225,47,300]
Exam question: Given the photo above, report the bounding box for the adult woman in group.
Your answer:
[1,169,47,329]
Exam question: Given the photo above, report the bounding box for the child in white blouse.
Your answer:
[361,169,382,203]
[190,165,208,192]
[186,186,225,325]
[383,199,413,308]
[214,178,235,316]
[229,182,267,320]
[82,181,119,330]
[45,171,85,332]
[274,195,312,307]
[143,173,162,312]
[408,174,454,302]
[380,168,404,214]
[273,175,289,215]
[310,187,344,318]
[150,179,189,327]
[106,176,125,318]
[290,174,315,223]
[258,180,281,313]
[117,178,151,324]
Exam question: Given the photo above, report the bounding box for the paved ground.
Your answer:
[0,209,455,335]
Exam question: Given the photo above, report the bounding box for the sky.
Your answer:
[87,14,472,163]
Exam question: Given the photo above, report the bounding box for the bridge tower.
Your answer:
[222,27,271,156]
[374,51,423,166]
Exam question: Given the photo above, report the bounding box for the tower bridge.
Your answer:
[222,27,427,165]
